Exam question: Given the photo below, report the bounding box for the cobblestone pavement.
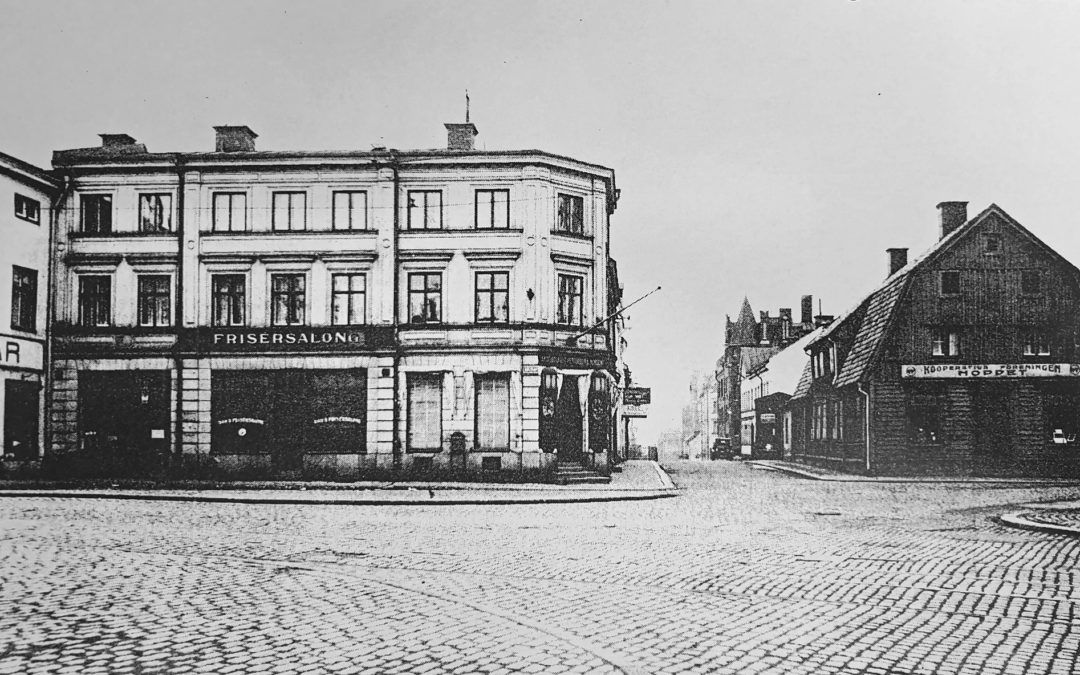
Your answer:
[2,461,1079,675]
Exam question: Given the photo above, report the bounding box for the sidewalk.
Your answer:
[0,460,678,506]
[748,460,1080,486]
[1000,499,1080,537]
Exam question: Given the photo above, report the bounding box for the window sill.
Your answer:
[203,230,378,236]
[399,229,524,235]
[71,231,176,238]
[551,232,592,242]
[407,448,444,454]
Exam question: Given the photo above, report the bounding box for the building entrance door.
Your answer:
[555,377,584,462]
[974,382,1013,462]
[4,380,39,460]
[78,371,171,476]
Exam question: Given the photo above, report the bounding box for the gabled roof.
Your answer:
[810,203,1080,388]
[790,361,813,401]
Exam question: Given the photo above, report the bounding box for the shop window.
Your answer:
[332,191,367,231]
[211,371,271,455]
[907,394,942,445]
[589,373,611,452]
[1021,270,1042,295]
[556,274,584,326]
[474,373,510,451]
[137,275,171,327]
[407,374,443,451]
[539,369,558,452]
[10,266,37,332]
[270,273,306,326]
[475,189,510,229]
[306,369,367,454]
[406,190,442,230]
[331,273,366,325]
[272,191,306,231]
[78,275,111,327]
[80,194,112,234]
[555,194,584,235]
[931,327,960,357]
[1023,330,1051,357]
[138,194,173,233]
[211,274,246,326]
[475,272,509,323]
[939,271,961,296]
[14,194,39,224]
[212,192,247,232]
[408,273,442,324]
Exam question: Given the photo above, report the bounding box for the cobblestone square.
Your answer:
[2,461,1079,674]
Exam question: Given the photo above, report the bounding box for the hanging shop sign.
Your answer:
[191,327,393,353]
[902,363,1080,379]
[623,387,651,405]
[0,336,44,371]
[622,403,649,418]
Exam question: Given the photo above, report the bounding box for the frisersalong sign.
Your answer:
[188,327,393,353]
[902,363,1080,378]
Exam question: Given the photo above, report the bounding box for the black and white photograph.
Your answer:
[1,1,1079,673]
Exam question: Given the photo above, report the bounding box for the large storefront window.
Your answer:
[588,373,611,453]
[212,369,366,458]
[475,373,510,451]
[539,369,558,452]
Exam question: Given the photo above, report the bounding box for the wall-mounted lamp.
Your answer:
[140,387,150,405]
[526,288,535,301]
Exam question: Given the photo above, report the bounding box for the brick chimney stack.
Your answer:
[801,295,813,326]
[445,122,479,151]
[214,126,258,152]
[887,248,908,277]
[937,201,968,239]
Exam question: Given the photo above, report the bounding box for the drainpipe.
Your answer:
[44,173,74,464]
[858,381,871,474]
[173,156,186,462]
[388,156,402,471]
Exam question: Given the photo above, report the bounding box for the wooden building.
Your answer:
[791,202,1080,476]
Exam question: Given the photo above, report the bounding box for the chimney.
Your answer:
[214,126,258,152]
[778,308,792,323]
[759,310,768,322]
[887,248,908,276]
[801,295,813,326]
[937,201,968,239]
[445,122,478,151]
[100,134,137,147]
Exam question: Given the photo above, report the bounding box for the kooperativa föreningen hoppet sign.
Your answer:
[902,363,1080,378]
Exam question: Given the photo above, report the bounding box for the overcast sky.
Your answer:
[3,0,1079,444]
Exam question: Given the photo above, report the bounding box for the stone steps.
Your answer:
[554,462,611,485]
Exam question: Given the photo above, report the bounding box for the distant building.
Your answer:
[681,370,716,460]
[0,151,57,466]
[716,296,824,455]
[47,121,623,480]
[793,202,1080,476]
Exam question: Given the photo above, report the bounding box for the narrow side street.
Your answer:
[2,461,1079,675]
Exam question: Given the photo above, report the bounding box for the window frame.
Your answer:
[474,372,511,451]
[406,190,443,230]
[474,271,510,324]
[211,192,248,232]
[939,270,961,297]
[77,274,112,327]
[80,194,113,235]
[1021,270,1042,296]
[407,373,443,452]
[408,272,443,324]
[474,189,510,230]
[14,194,40,224]
[1023,330,1052,357]
[556,273,584,326]
[931,327,960,357]
[331,273,367,326]
[211,274,247,327]
[555,193,585,235]
[983,233,1002,254]
[136,274,172,327]
[271,191,307,232]
[10,265,37,332]
[138,193,173,233]
[269,273,306,326]
[332,190,368,231]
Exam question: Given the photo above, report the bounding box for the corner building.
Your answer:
[1,152,57,466]
[49,122,621,478]
[794,202,1080,477]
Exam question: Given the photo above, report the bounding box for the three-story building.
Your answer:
[49,121,621,479]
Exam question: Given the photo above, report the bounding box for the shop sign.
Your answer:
[902,363,1080,378]
[760,413,777,424]
[622,403,649,418]
[0,337,43,371]
[624,387,651,405]
[196,327,387,352]
[537,349,613,371]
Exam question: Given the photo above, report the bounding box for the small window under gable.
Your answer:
[983,233,1002,254]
